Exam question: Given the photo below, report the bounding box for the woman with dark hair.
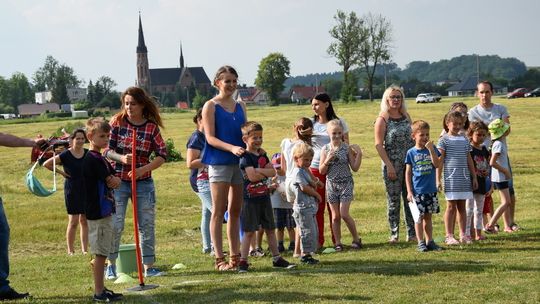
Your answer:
[104,86,168,279]
[310,93,349,249]
[44,129,89,255]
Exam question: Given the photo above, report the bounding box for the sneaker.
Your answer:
[273,257,296,269]
[426,240,442,251]
[0,288,30,301]
[105,264,117,280]
[249,247,265,257]
[445,235,460,245]
[406,235,417,243]
[238,260,249,273]
[288,242,295,251]
[278,242,285,253]
[300,254,319,265]
[93,289,122,302]
[417,241,428,252]
[103,288,123,299]
[145,267,165,277]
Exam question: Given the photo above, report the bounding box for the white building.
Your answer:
[35,91,52,104]
[35,88,87,104]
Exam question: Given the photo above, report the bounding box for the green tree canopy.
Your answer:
[255,52,291,106]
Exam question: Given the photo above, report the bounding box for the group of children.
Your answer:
[405,103,513,252]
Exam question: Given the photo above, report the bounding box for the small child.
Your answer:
[466,121,491,241]
[405,120,443,252]
[238,121,294,273]
[270,153,296,253]
[290,142,322,264]
[319,119,363,251]
[437,111,478,245]
[83,118,123,302]
[484,119,513,233]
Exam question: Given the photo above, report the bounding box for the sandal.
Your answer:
[484,224,498,234]
[351,239,363,250]
[228,254,241,270]
[215,257,232,271]
[510,223,521,231]
[334,244,343,252]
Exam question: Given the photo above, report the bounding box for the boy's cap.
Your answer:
[488,118,510,140]
[271,153,281,168]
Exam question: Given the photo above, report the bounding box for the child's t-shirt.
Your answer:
[83,150,116,220]
[491,140,509,182]
[291,167,316,206]
[186,129,208,193]
[270,175,291,209]
[405,147,440,194]
[470,145,490,194]
[239,151,271,202]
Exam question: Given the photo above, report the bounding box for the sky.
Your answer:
[1,0,539,91]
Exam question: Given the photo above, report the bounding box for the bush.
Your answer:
[52,121,86,137]
[42,112,72,119]
[150,138,182,162]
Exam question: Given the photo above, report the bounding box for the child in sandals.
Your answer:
[318,119,363,251]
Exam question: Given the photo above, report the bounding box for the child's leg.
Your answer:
[328,202,342,245]
[277,228,285,243]
[414,216,424,242]
[93,255,107,296]
[79,214,88,253]
[66,214,78,254]
[465,198,474,238]
[488,188,511,227]
[265,229,280,257]
[423,214,433,242]
[294,227,301,256]
[444,201,457,237]
[455,200,467,239]
[256,227,264,249]
[473,194,485,239]
[240,232,255,260]
[339,202,360,243]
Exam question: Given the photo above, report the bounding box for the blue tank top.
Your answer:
[202,102,246,165]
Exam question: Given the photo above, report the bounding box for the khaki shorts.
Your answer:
[88,216,114,257]
[209,164,243,184]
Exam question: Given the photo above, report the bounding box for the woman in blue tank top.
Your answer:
[202,65,247,271]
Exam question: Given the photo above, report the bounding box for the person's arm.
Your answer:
[186,148,204,169]
[299,184,321,202]
[426,141,441,168]
[436,148,445,192]
[257,162,276,178]
[0,132,42,148]
[319,145,330,175]
[467,153,478,190]
[348,144,362,172]
[202,101,245,156]
[489,152,511,180]
[374,116,397,180]
[43,154,69,178]
[405,164,414,203]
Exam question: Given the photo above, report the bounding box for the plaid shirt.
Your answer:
[107,117,167,181]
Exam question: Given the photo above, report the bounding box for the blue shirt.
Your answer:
[405,147,440,194]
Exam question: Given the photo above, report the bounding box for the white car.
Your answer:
[415,93,441,103]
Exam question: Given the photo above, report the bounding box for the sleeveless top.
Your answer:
[324,143,352,183]
[201,101,246,165]
[383,115,414,164]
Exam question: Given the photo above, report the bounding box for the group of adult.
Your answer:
[374,81,516,243]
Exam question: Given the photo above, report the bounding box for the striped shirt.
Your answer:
[437,134,472,193]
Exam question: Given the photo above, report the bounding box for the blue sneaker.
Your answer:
[145,267,165,277]
[105,265,117,280]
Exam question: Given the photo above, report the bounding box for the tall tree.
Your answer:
[33,55,80,102]
[5,72,34,111]
[328,10,363,101]
[255,52,290,106]
[358,13,393,101]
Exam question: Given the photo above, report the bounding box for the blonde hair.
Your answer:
[411,120,430,134]
[292,142,314,159]
[327,119,343,130]
[379,85,408,117]
[86,117,111,135]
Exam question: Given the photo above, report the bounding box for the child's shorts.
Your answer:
[88,216,113,257]
[413,192,440,216]
[326,179,354,203]
[273,208,296,229]
[493,181,509,190]
[241,197,276,232]
[483,194,493,214]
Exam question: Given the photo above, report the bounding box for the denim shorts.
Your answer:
[209,165,243,184]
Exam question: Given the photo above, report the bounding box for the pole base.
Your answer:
[126,283,159,292]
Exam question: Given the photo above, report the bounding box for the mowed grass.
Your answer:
[0,96,539,303]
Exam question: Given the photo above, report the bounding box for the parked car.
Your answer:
[416,93,439,103]
[506,88,529,99]
[524,87,540,97]
[428,92,442,102]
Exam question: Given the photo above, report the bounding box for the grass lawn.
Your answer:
[0,96,539,303]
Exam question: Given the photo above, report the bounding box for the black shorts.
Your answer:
[241,197,275,232]
[493,181,509,190]
[273,208,296,229]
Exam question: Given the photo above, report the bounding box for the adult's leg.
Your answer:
[383,165,402,241]
[0,199,11,292]
[136,180,157,268]
[209,182,230,259]
[310,168,329,248]
[227,183,243,257]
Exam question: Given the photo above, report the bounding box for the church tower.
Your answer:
[136,13,151,94]
[179,42,185,69]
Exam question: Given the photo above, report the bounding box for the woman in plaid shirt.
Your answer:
[104,86,168,279]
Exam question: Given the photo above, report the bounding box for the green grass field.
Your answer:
[0,96,539,303]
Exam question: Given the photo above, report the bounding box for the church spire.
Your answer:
[137,12,147,53]
[179,42,185,68]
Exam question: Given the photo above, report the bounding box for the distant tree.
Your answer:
[97,76,116,95]
[328,10,363,101]
[0,72,34,112]
[255,52,290,106]
[321,78,343,100]
[34,56,80,103]
[33,55,60,91]
[51,65,73,104]
[341,72,358,102]
[192,90,207,110]
[357,13,393,101]
[510,69,540,89]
